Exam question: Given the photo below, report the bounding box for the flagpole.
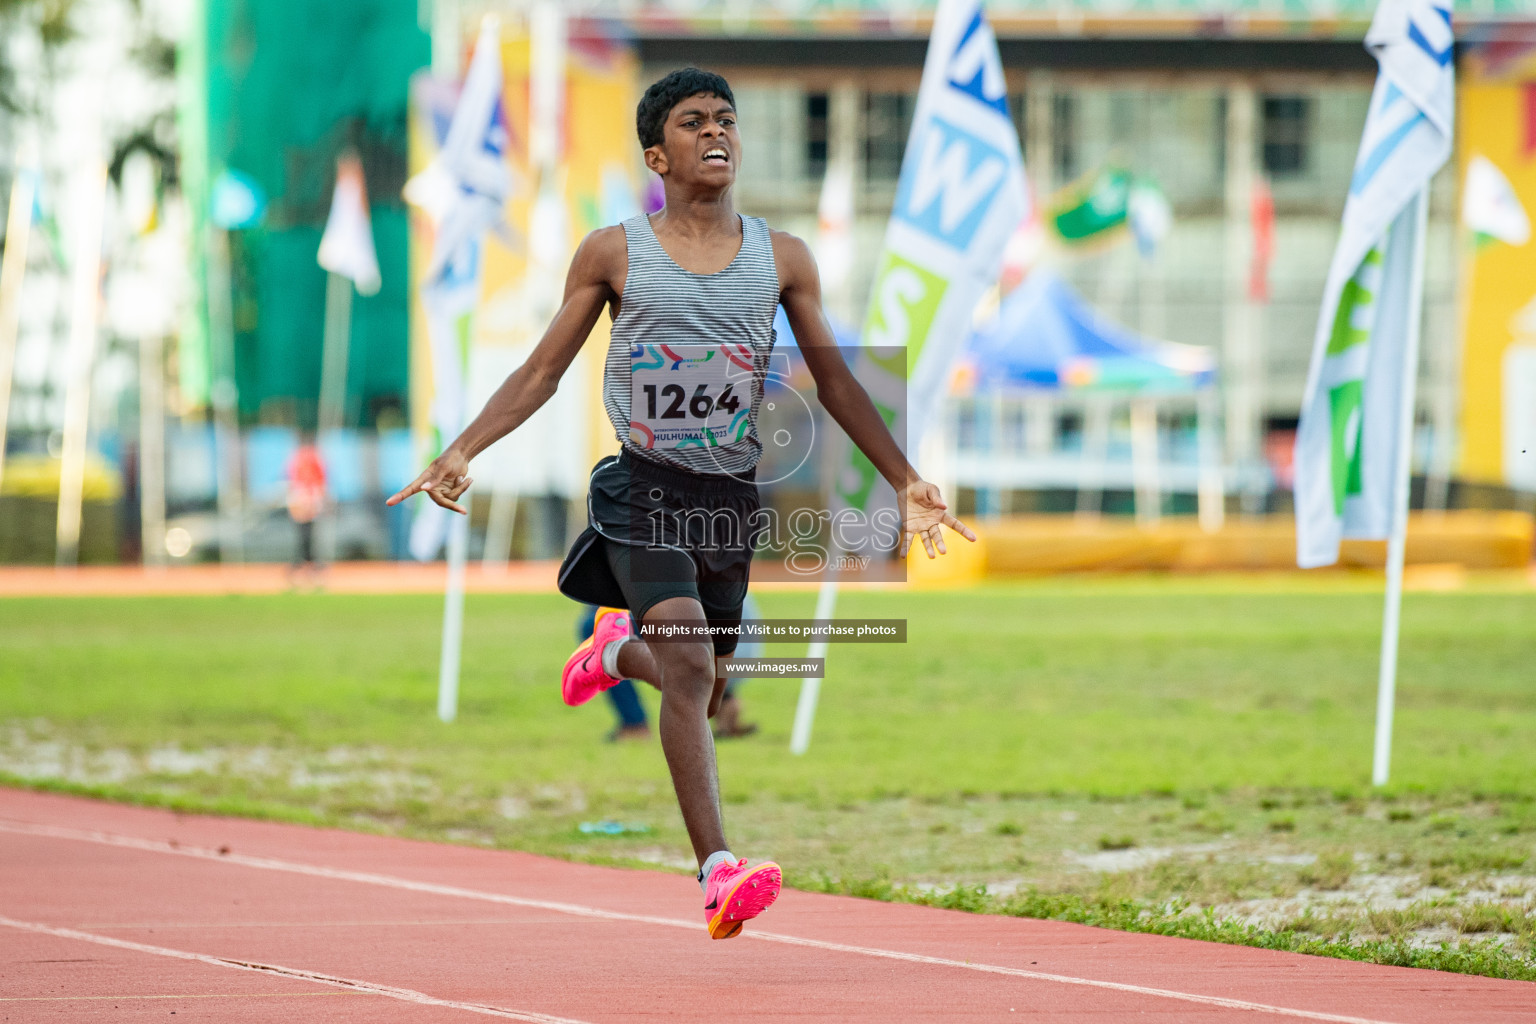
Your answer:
[791,79,860,755]
[423,11,506,724]
[207,223,245,565]
[139,330,168,568]
[790,577,839,755]
[55,157,108,567]
[318,273,353,437]
[317,270,352,564]
[0,162,34,499]
[438,511,468,722]
[1372,188,1429,789]
[481,485,517,571]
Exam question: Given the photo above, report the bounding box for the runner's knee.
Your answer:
[657,642,715,701]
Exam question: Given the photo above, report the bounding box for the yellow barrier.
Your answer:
[975,511,1534,575]
[905,528,989,587]
[0,455,122,501]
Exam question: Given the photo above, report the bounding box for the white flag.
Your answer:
[815,154,855,300]
[318,153,381,296]
[1294,0,1454,569]
[403,18,511,561]
[1462,154,1530,247]
[406,19,512,284]
[835,0,1027,516]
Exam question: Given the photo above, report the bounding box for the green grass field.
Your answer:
[3,578,1535,977]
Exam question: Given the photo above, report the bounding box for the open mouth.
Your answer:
[703,147,730,166]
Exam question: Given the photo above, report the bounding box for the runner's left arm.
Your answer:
[774,232,975,558]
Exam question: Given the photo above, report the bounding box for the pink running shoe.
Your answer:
[561,607,630,707]
[703,858,781,940]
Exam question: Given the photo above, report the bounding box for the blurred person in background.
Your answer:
[286,436,326,585]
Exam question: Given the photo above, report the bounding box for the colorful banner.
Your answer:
[403,18,510,561]
[1294,0,1454,569]
[473,26,640,496]
[1457,39,1536,490]
[845,0,1027,514]
[407,22,640,522]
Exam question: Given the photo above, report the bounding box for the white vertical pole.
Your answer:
[317,271,353,565]
[429,11,497,724]
[1372,189,1430,789]
[0,164,35,498]
[207,225,245,564]
[56,158,108,567]
[438,511,468,722]
[789,577,840,755]
[139,332,167,567]
[1076,393,1110,519]
[481,487,517,570]
[1223,83,1263,514]
[318,272,353,434]
[822,80,861,325]
[1130,398,1161,526]
[1196,386,1225,533]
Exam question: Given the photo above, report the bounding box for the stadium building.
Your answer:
[4,0,1535,563]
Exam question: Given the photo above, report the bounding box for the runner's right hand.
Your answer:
[386,449,473,515]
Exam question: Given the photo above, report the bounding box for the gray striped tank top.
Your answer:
[605,213,779,476]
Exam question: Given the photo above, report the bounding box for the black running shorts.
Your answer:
[557,450,761,656]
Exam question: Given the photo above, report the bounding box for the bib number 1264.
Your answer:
[640,382,741,421]
[629,343,754,451]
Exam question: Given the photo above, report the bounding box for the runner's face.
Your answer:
[649,93,739,186]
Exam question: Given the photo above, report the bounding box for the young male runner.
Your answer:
[388,68,974,940]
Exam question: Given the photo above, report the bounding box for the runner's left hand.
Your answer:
[897,480,976,559]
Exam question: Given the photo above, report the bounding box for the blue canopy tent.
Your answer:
[952,270,1223,526]
[960,269,1214,393]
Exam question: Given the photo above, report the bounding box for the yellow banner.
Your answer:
[1457,47,1536,486]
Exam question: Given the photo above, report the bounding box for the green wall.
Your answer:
[183,0,428,427]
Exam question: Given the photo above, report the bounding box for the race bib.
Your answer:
[629,343,756,451]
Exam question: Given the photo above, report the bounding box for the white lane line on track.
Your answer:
[0,818,1404,1024]
[0,915,591,1024]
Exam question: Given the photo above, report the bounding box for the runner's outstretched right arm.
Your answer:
[386,227,625,514]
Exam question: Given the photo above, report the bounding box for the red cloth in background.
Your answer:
[286,445,326,524]
[1249,176,1275,304]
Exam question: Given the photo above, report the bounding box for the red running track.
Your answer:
[1,787,1532,1022]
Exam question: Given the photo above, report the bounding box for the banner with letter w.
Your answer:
[834,0,1027,518]
[791,0,1026,755]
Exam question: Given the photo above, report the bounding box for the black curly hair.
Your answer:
[635,68,736,150]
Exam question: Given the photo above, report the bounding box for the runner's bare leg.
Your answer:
[621,595,730,864]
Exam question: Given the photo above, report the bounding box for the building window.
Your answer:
[805,91,829,180]
[1009,90,1027,163]
[1052,92,1077,184]
[1262,96,1311,177]
[864,91,915,182]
